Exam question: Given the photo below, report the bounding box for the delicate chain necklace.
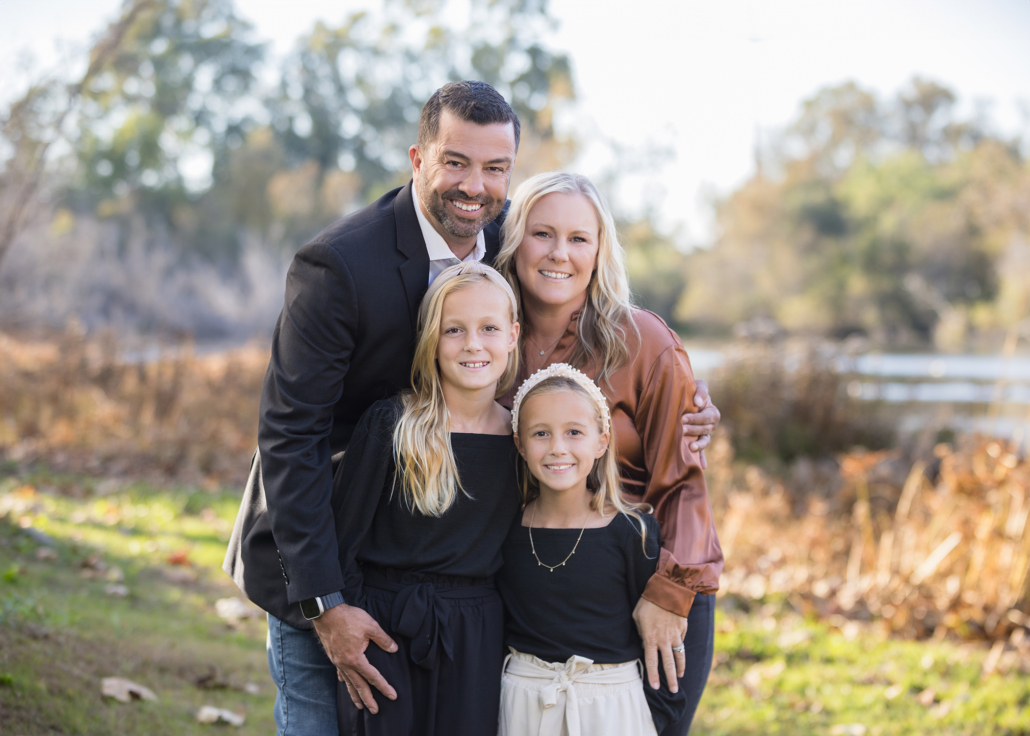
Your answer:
[527,502,590,572]
[526,331,565,357]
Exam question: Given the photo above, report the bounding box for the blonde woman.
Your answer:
[496,173,724,735]
[329,261,522,735]
[497,365,685,735]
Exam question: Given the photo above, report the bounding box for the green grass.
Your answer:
[694,608,1030,735]
[2,465,1026,735]
[0,468,275,735]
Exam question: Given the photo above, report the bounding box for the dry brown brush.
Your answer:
[0,329,266,485]
[710,433,1030,644]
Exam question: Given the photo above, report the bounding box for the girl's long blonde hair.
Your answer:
[514,376,652,552]
[392,261,520,516]
[495,172,638,384]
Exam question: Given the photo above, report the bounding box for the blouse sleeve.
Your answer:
[331,399,398,605]
[635,344,724,618]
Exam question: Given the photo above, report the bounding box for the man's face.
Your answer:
[409,109,517,247]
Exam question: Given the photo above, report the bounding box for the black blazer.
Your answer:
[223,181,505,629]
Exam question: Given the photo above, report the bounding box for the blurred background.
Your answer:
[1,1,1029,734]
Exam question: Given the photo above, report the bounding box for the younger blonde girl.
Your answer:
[497,364,686,736]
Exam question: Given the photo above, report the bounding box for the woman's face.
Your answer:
[514,192,600,314]
[435,280,518,394]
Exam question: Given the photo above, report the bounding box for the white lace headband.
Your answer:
[510,363,611,434]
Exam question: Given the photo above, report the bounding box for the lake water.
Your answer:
[684,345,1030,442]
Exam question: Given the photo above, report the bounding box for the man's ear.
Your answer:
[409,144,423,175]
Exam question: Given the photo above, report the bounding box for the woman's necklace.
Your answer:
[527,502,590,572]
[526,331,564,357]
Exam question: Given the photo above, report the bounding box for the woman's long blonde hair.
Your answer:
[495,172,638,383]
[514,376,652,552]
[392,261,520,516]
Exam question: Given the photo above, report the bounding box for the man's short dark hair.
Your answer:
[417,81,521,152]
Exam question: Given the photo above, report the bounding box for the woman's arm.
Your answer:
[631,336,724,690]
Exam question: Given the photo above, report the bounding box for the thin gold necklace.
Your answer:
[527,331,564,357]
[527,502,590,572]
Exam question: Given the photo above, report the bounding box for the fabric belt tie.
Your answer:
[390,582,452,670]
[363,572,496,672]
[503,650,643,736]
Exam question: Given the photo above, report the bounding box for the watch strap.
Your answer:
[319,591,345,612]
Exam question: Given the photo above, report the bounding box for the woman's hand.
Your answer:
[312,603,398,713]
[633,597,689,693]
[682,378,721,469]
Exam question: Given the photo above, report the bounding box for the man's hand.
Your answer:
[633,598,689,693]
[682,378,721,469]
[312,603,398,714]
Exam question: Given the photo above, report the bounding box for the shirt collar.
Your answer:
[412,182,485,263]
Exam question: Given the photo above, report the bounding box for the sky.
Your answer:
[2,0,1029,244]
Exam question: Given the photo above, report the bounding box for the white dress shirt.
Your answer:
[412,183,486,285]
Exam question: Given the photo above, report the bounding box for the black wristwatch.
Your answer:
[299,591,346,620]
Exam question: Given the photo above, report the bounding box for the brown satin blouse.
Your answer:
[504,307,724,618]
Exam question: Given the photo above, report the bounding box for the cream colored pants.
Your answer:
[497,649,658,736]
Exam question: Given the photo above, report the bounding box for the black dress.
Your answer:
[332,397,522,736]
[496,511,686,733]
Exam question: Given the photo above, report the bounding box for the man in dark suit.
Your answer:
[225,80,720,734]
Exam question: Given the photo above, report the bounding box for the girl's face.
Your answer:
[436,280,519,394]
[513,192,600,313]
[516,389,609,497]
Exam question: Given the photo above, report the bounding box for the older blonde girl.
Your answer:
[330,261,523,736]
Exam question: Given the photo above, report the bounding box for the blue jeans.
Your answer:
[266,613,339,736]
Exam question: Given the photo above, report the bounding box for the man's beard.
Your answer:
[418,170,505,240]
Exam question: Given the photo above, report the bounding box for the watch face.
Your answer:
[299,597,322,620]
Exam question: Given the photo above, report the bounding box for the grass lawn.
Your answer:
[2,463,1027,735]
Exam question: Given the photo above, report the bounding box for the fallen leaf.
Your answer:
[242,683,261,695]
[196,705,245,726]
[917,687,937,706]
[35,548,58,561]
[215,597,263,622]
[884,684,903,700]
[195,667,230,690]
[167,549,191,566]
[14,485,37,499]
[81,554,107,571]
[105,583,130,597]
[101,677,157,703]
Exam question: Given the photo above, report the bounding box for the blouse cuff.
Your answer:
[641,547,722,618]
[642,573,696,619]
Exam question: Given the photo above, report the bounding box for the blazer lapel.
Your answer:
[394,181,430,330]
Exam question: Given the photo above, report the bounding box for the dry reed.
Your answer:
[0,329,265,485]
[709,432,1030,644]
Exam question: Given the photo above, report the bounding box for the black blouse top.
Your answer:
[497,511,686,732]
[331,397,522,604]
